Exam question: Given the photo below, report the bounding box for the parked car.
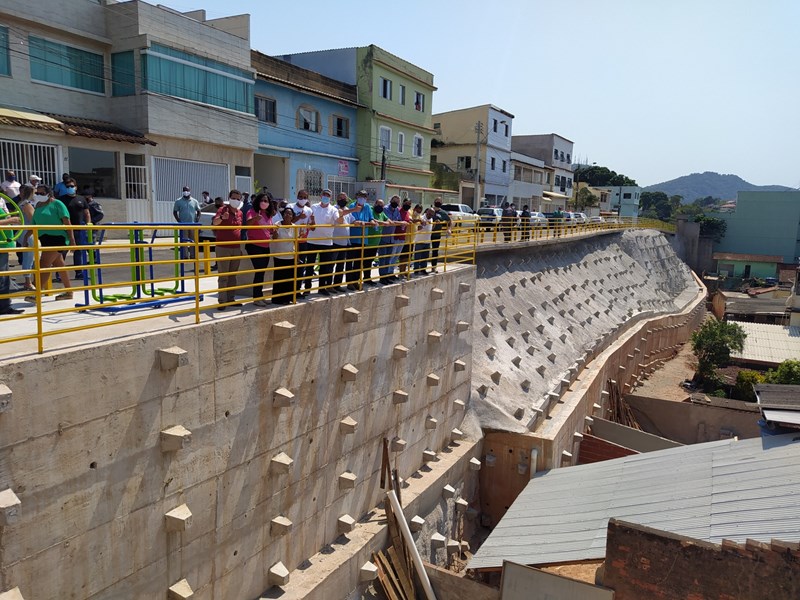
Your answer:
[588,215,605,224]
[197,208,218,242]
[477,207,503,230]
[530,211,548,227]
[572,212,588,224]
[440,203,478,228]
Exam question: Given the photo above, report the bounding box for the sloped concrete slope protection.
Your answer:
[469,230,697,434]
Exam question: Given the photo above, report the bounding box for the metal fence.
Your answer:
[0,216,673,353]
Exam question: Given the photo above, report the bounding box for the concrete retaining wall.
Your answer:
[0,269,474,599]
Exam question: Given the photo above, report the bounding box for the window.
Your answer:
[399,84,406,105]
[414,92,425,112]
[0,139,58,187]
[380,77,392,100]
[457,156,472,170]
[397,132,405,153]
[297,105,320,132]
[433,122,440,130]
[111,51,135,96]
[566,153,571,164]
[560,151,565,162]
[623,192,632,199]
[297,168,325,200]
[141,43,253,113]
[502,160,507,173]
[29,36,105,94]
[412,134,424,158]
[379,126,392,151]
[328,175,356,199]
[490,157,496,170]
[493,119,498,133]
[0,26,10,76]
[534,171,543,184]
[553,149,559,160]
[332,115,349,138]
[555,175,561,186]
[69,147,119,198]
[546,172,551,184]
[255,96,277,124]
[504,123,509,137]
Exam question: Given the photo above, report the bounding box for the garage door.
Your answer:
[152,157,229,223]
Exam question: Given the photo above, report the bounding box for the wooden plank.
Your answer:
[388,545,416,600]
[381,438,390,489]
[373,551,403,600]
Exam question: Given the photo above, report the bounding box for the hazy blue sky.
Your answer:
[161,0,799,188]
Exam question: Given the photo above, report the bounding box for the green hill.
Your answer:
[643,171,793,203]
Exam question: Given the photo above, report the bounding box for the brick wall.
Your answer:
[577,434,638,465]
[602,519,800,600]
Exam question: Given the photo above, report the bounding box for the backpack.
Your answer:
[88,200,104,224]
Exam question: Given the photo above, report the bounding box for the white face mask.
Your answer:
[34,194,48,203]
[229,199,241,209]
[182,191,191,198]
[297,198,307,207]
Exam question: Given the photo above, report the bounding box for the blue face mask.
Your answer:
[66,187,76,194]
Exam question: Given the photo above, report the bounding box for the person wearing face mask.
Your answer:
[270,207,298,304]
[346,190,376,291]
[173,186,201,262]
[59,178,91,280]
[244,192,277,306]
[53,173,70,198]
[430,198,452,273]
[331,192,355,292]
[212,190,243,310]
[290,190,314,296]
[306,189,346,296]
[396,200,413,279]
[0,197,24,314]
[14,184,36,291]
[24,185,76,302]
[413,206,434,276]
[1,170,21,198]
[365,199,390,286]
[377,195,404,284]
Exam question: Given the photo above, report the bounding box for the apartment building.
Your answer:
[509,152,545,211]
[251,51,359,201]
[511,133,574,211]
[0,0,256,222]
[276,45,443,202]
[431,104,513,208]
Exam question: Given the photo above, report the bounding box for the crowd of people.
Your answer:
[203,188,453,310]
[0,171,104,315]
[0,176,457,315]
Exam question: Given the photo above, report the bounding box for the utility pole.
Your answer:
[474,121,483,207]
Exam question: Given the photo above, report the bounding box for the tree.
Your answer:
[575,187,599,211]
[733,369,764,402]
[694,215,727,242]
[764,360,800,385]
[573,165,637,187]
[690,320,746,384]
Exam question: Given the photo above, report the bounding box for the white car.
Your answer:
[440,203,478,228]
[588,215,605,223]
[530,211,548,227]
[572,212,588,224]
[477,207,503,230]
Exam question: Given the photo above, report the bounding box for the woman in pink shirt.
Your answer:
[244,192,277,306]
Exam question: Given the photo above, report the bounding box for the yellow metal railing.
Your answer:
[0,216,672,353]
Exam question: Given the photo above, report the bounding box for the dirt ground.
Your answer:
[631,342,696,402]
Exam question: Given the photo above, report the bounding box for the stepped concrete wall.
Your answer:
[0,268,474,599]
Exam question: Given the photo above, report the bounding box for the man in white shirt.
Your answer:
[306,188,343,295]
[1,171,21,198]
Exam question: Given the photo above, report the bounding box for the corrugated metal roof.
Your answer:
[468,433,800,569]
[756,384,800,410]
[730,321,800,366]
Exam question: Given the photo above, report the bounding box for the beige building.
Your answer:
[0,1,256,223]
[432,104,513,208]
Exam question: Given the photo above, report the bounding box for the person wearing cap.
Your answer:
[346,190,376,290]
[173,186,201,261]
[211,190,243,310]
[29,174,42,187]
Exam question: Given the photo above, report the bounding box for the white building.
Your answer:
[511,133,574,211]
[509,152,545,210]
[610,185,642,217]
[0,1,257,223]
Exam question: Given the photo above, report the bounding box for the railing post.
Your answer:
[192,228,201,323]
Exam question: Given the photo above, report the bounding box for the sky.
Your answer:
[159,0,800,188]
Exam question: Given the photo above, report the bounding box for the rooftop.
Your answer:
[730,321,800,366]
[469,433,800,570]
[713,252,783,263]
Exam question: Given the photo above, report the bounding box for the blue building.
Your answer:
[251,51,360,201]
